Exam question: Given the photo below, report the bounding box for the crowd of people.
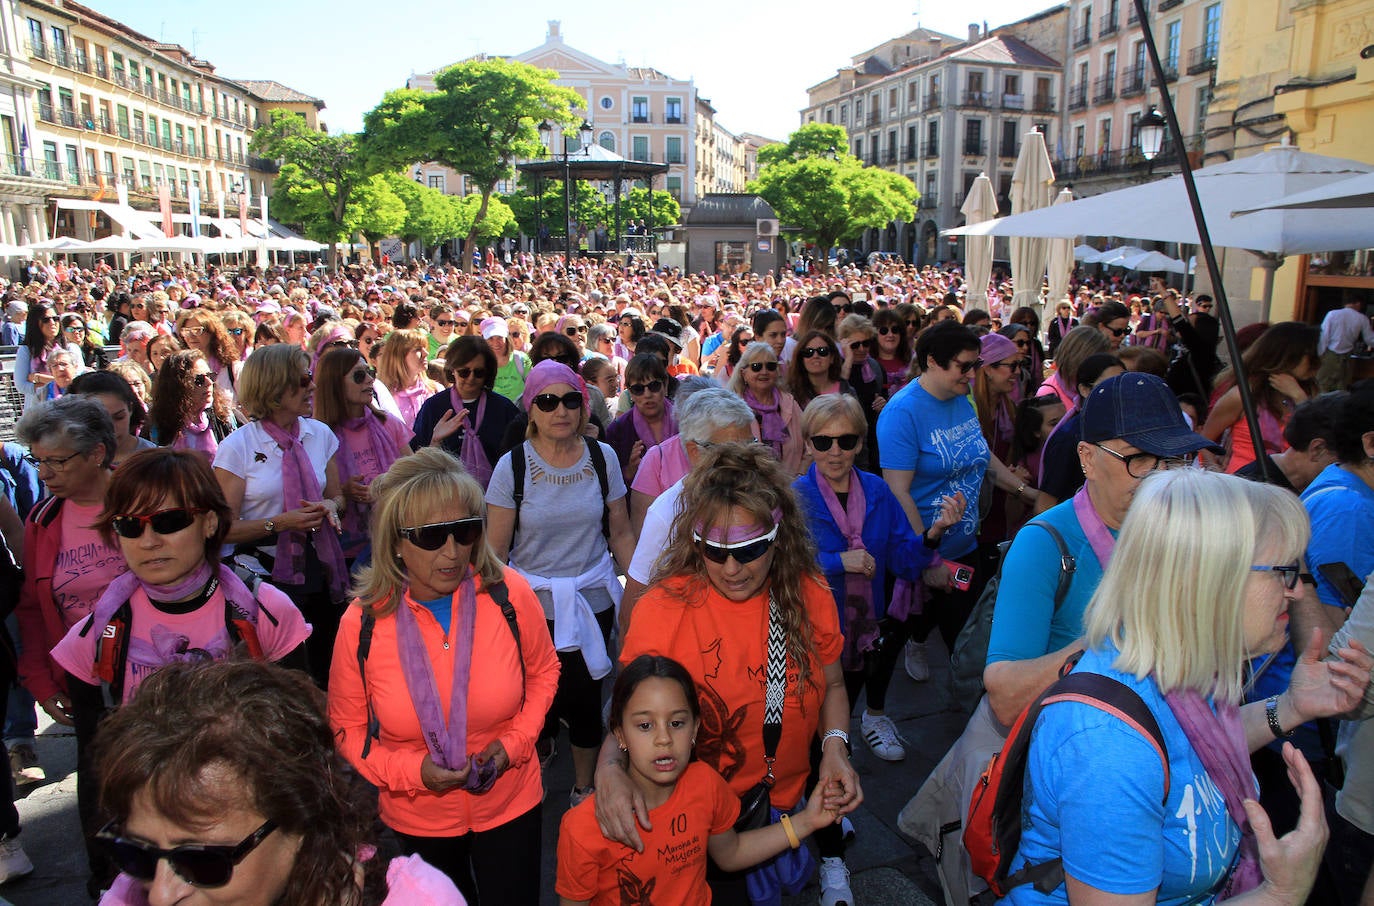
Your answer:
[0,250,1370,906]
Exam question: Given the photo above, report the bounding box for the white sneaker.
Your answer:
[0,837,33,884]
[904,640,930,682]
[818,855,853,906]
[860,712,907,761]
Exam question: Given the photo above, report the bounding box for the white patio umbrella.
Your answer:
[1092,246,1150,267]
[959,173,997,307]
[1114,249,1192,274]
[1073,243,1102,261]
[1045,188,1077,309]
[1232,170,1374,214]
[1009,130,1055,312]
[25,236,88,253]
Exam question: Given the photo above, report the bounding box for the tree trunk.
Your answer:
[462,190,494,273]
[328,242,339,272]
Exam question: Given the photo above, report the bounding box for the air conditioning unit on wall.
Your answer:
[756,218,779,237]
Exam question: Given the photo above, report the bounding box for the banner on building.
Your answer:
[189,185,202,238]
[158,182,174,238]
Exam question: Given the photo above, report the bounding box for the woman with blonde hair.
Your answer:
[329,448,558,903]
[379,328,440,430]
[729,341,804,476]
[1001,469,1372,906]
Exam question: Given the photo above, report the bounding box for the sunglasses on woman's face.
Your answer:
[64,324,85,334]
[191,372,213,388]
[532,391,583,412]
[327,339,359,350]
[1109,325,1132,338]
[110,507,206,539]
[810,433,860,452]
[454,367,486,380]
[41,315,60,324]
[877,326,897,336]
[399,517,484,551]
[350,365,377,384]
[800,346,832,359]
[227,327,246,336]
[628,380,664,396]
[747,361,779,373]
[181,326,206,337]
[694,524,779,565]
[850,339,875,351]
[95,817,276,889]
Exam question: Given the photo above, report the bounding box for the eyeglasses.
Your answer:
[110,507,206,539]
[833,304,853,314]
[1109,325,1132,338]
[64,324,85,334]
[326,339,360,350]
[350,365,378,384]
[564,325,588,337]
[95,817,277,889]
[1014,339,1030,349]
[810,433,860,452]
[454,367,486,380]
[628,380,664,396]
[877,326,898,336]
[435,319,455,328]
[41,315,60,324]
[1251,563,1301,591]
[23,450,83,471]
[399,517,484,551]
[181,326,206,337]
[800,346,832,359]
[532,391,583,412]
[191,372,213,388]
[1092,442,1195,479]
[951,358,983,374]
[747,361,779,373]
[694,524,779,565]
[850,339,875,351]
[227,327,246,336]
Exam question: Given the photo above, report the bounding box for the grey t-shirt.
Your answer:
[486,440,627,618]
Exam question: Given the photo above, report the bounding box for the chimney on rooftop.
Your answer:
[968,23,981,42]
[548,20,561,41]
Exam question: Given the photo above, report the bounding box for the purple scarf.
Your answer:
[395,571,477,771]
[814,467,876,670]
[259,418,348,601]
[175,411,218,459]
[1163,690,1262,899]
[1072,485,1117,569]
[335,410,402,535]
[744,387,788,458]
[631,397,676,450]
[450,389,493,490]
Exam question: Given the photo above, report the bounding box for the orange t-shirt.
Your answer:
[556,761,738,906]
[621,573,842,809]
[327,568,560,836]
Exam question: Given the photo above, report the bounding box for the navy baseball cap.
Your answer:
[1080,373,1223,456]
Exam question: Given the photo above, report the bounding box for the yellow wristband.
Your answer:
[779,813,800,850]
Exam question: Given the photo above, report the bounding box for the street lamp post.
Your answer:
[540,119,593,272]
[1137,106,1167,162]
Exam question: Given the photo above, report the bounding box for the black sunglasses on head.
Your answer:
[532,391,583,412]
[94,817,277,889]
[399,517,484,551]
[110,507,206,539]
[810,433,860,452]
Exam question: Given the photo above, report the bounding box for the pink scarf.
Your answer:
[335,411,402,535]
[814,467,876,670]
[259,418,347,601]
[1072,484,1117,569]
[631,397,676,450]
[1163,690,1261,899]
[175,411,218,459]
[744,387,788,458]
[450,388,493,490]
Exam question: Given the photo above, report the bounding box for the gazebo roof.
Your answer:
[683,193,777,226]
[516,143,669,181]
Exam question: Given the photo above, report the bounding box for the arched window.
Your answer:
[599,131,616,152]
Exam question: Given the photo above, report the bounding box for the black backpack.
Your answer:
[509,436,610,540]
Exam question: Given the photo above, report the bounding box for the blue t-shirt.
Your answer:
[1249,463,1374,707]
[876,380,989,558]
[986,497,1115,667]
[1005,643,1242,906]
[418,595,452,635]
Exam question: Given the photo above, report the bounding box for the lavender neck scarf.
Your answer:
[335,411,401,534]
[175,411,218,458]
[449,389,493,490]
[631,397,676,449]
[745,387,788,457]
[814,467,876,669]
[259,418,347,600]
[395,572,477,771]
[1163,689,1261,899]
[1072,485,1117,569]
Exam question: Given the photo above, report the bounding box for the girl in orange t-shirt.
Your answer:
[556,656,832,906]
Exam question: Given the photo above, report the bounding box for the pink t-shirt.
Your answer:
[629,436,691,499]
[337,414,413,483]
[52,501,128,629]
[52,582,311,704]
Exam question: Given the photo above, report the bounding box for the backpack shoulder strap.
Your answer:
[1024,519,1076,610]
[510,441,527,536]
[33,494,63,528]
[357,610,380,759]
[88,600,133,709]
[583,436,611,539]
[487,579,526,705]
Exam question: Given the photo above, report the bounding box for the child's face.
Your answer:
[612,677,699,794]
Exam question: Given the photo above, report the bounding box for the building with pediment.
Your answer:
[408,21,710,210]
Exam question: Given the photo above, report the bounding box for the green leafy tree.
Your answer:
[362,59,582,271]
[608,187,680,239]
[749,123,916,271]
[350,175,407,261]
[384,174,463,256]
[454,194,515,246]
[250,110,373,269]
[504,177,606,246]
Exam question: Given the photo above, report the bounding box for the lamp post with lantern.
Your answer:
[539,118,593,270]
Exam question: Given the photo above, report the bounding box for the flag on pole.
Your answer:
[115,179,128,209]
[238,190,248,239]
[189,185,202,238]
[158,182,174,237]
[257,191,269,268]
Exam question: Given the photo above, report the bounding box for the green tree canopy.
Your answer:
[362,58,582,270]
[350,175,407,257]
[748,123,916,270]
[384,173,462,252]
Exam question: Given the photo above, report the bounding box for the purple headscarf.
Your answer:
[520,360,587,414]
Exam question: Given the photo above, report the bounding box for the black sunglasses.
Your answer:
[110,507,206,539]
[850,339,875,351]
[694,525,779,565]
[532,391,583,412]
[1109,325,1132,337]
[953,358,983,374]
[564,325,588,335]
[399,517,484,551]
[454,367,486,380]
[747,361,779,373]
[877,326,898,336]
[435,319,455,328]
[350,365,378,384]
[95,817,277,888]
[191,373,212,388]
[628,380,664,396]
[800,346,832,359]
[810,433,860,452]
[327,339,360,350]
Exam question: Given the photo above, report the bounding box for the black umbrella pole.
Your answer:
[1133,0,1270,482]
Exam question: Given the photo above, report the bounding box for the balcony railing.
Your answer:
[925,91,941,111]
[1073,24,1092,48]
[1120,65,1147,97]
[665,114,682,124]
[1158,0,1182,9]
[867,111,881,126]
[1092,74,1117,103]
[1187,44,1218,74]
[1053,134,1202,179]
[1128,0,1147,23]
[961,140,987,157]
[1032,94,1056,113]
[999,141,1018,159]
[1067,83,1088,110]
[882,148,897,164]
[631,112,651,123]
[1099,14,1118,37]
[922,140,940,158]
[960,90,991,108]
[903,144,919,161]
[918,194,938,210]
[1001,93,1025,110]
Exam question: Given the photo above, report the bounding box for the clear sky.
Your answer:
[88,0,1053,142]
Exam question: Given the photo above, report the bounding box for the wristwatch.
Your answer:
[821,728,852,756]
[264,519,276,534]
[1265,695,1294,739]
